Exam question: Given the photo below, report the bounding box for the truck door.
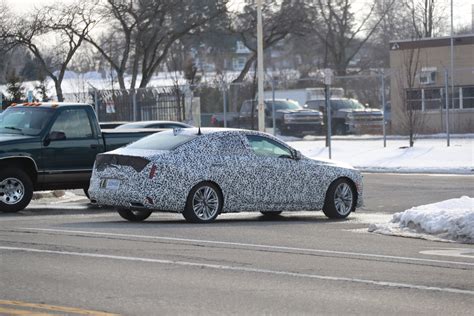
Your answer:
[41,107,101,184]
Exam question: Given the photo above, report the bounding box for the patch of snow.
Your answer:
[368,196,474,244]
[287,137,474,174]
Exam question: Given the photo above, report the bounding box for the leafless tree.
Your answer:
[396,48,426,146]
[304,0,395,76]
[0,1,99,101]
[229,0,306,83]
[80,0,227,90]
[404,0,446,38]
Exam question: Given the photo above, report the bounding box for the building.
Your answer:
[389,35,474,134]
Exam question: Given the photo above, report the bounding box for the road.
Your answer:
[0,174,473,315]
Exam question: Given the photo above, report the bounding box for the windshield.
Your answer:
[0,107,55,136]
[267,100,301,111]
[332,99,365,110]
[127,131,197,150]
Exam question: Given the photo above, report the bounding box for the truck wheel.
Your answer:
[0,168,33,213]
[335,123,346,135]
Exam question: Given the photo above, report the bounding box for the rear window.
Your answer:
[127,132,197,150]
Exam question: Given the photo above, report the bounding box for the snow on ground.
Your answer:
[285,135,474,174]
[368,196,474,244]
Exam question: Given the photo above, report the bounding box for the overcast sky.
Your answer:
[4,0,474,31]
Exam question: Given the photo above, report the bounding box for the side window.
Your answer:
[246,135,292,158]
[214,134,246,155]
[50,109,94,139]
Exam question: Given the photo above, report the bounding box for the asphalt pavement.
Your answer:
[0,173,473,315]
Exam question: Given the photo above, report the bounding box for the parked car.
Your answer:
[238,99,323,136]
[99,121,129,129]
[115,120,192,129]
[305,98,383,135]
[88,128,363,223]
[0,103,162,213]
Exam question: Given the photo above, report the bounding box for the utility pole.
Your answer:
[257,0,265,132]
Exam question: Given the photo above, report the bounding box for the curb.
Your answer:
[32,190,66,200]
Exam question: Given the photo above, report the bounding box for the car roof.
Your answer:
[160,127,283,141]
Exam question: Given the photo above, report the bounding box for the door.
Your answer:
[244,135,302,209]
[42,108,101,185]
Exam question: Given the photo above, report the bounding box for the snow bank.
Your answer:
[287,137,474,174]
[368,196,474,244]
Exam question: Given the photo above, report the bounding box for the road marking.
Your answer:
[1,246,473,296]
[0,306,51,315]
[19,227,474,267]
[0,300,118,315]
[420,249,474,259]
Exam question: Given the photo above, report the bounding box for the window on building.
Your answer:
[424,88,443,110]
[461,87,474,109]
[406,89,422,111]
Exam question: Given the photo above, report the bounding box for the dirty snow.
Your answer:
[368,196,474,244]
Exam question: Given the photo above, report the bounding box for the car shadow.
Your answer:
[54,211,356,230]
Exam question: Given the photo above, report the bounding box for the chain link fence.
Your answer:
[51,66,474,137]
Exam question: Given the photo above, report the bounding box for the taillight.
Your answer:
[149,164,157,179]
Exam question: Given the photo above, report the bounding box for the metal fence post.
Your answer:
[94,89,99,121]
[132,89,137,122]
[271,78,276,136]
[325,84,332,159]
[444,69,450,147]
[222,83,227,128]
[381,69,387,148]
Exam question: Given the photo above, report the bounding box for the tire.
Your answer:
[323,178,356,219]
[334,123,346,135]
[117,209,152,222]
[0,168,33,213]
[83,186,90,200]
[183,182,223,223]
[260,211,282,217]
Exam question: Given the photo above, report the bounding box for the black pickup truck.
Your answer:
[0,103,161,212]
[239,99,324,136]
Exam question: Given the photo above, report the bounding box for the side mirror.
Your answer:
[49,131,66,141]
[293,149,302,160]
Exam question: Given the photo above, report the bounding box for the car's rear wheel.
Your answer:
[183,182,222,223]
[117,209,152,222]
[323,178,356,219]
[0,168,33,213]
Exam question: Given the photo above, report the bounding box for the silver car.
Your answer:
[89,128,363,223]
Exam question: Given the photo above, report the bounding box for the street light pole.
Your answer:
[448,0,454,147]
[256,0,265,132]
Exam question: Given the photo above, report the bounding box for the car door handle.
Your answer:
[90,144,99,149]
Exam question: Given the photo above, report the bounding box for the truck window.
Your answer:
[50,109,94,139]
[0,107,55,136]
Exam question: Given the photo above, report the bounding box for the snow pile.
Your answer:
[368,196,474,243]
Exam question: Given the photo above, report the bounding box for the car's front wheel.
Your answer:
[0,168,33,213]
[183,182,223,223]
[323,178,356,219]
[117,209,152,222]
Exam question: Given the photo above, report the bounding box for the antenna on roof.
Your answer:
[197,126,202,136]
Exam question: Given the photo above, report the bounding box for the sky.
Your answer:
[4,0,474,31]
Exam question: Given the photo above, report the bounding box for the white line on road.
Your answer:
[18,227,474,267]
[1,246,473,296]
